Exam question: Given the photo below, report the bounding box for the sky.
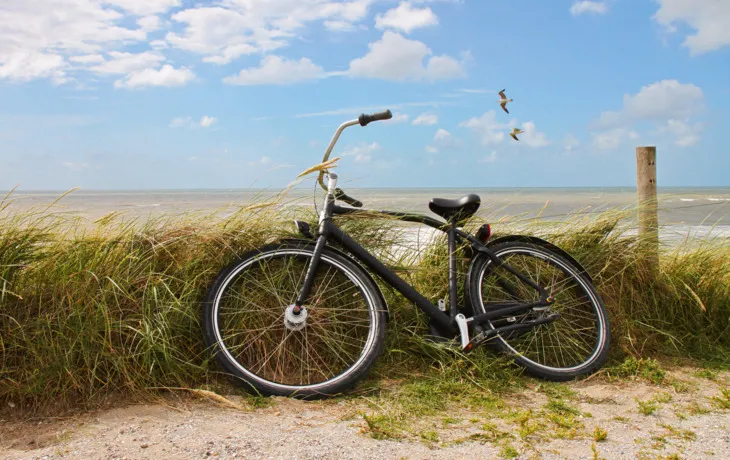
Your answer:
[1,0,729,191]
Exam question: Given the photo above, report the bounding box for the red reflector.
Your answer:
[476,223,491,243]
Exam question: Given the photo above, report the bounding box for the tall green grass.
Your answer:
[1,189,729,412]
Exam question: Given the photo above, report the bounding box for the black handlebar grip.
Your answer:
[334,188,363,208]
[358,109,393,126]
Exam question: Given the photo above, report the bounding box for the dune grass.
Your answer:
[1,187,729,413]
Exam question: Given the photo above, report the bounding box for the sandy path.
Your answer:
[1,368,728,460]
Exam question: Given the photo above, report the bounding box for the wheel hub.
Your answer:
[284,305,308,331]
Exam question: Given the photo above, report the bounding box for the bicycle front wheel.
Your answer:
[202,242,387,398]
[467,241,610,381]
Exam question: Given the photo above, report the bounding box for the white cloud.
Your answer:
[654,118,703,147]
[375,2,439,34]
[170,116,193,128]
[383,112,410,124]
[150,40,169,50]
[0,1,147,83]
[0,0,467,88]
[461,111,548,149]
[570,1,608,16]
[0,0,378,85]
[434,128,451,141]
[200,115,217,128]
[478,151,498,164]
[341,142,381,163]
[324,20,357,32]
[224,55,325,85]
[592,128,639,150]
[165,7,263,65]
[0,51,66,82]
[115,64,194,89]
[137,16,162,32]
[595,80,704,129]
[170,115,218,128]
[348,31,466,82]
[412,112,438,126]
[460,111,512,147]
[426,54,467,80]
[519,121,550,148]
[591,80,704,149]
[107,0,181,16]
[69,54,105,65]
[88,51,165,75]
[653,0,730,55]
[166,1,373,65]
[426,127,462,152]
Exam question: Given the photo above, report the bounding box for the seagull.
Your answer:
[498,89,513,114]
[509,128,524,141]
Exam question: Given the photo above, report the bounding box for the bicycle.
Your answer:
[202,110,611,399]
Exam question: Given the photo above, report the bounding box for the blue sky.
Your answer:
[1,0,729,191]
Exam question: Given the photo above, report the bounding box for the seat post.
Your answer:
[447,219,459,319]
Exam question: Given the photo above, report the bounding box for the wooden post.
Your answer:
[636,146,658,268]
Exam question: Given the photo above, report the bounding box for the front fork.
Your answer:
[293,173,339,312]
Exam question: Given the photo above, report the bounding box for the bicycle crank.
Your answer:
[459,313,561,352]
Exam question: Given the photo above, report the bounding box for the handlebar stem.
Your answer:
[327,172,338,194]
[317,119,359,191]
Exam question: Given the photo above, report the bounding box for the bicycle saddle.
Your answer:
[428,194,481,223]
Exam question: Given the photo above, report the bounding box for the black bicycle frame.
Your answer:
[294,194,552,335]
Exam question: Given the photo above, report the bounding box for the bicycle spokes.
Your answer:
[481,251,600,369]
[215,253,374,386]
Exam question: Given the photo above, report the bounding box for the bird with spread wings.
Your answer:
[498,89,513,114]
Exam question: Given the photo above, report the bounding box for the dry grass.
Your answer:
[1,186,729,413]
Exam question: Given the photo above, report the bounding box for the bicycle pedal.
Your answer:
[462,334,485,353]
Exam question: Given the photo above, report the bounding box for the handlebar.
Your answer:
[358,109,392,126]
[316,109,392,194]
[334,188,363,208]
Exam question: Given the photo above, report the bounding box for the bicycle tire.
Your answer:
[466,241,610,381]
[202,242,387,398]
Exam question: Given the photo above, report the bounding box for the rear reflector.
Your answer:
[476,223,492,243]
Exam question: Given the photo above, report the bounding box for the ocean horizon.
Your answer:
[4,185,729,240]
[5,185,730,193]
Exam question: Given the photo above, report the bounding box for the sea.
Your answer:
[3,186,730,246]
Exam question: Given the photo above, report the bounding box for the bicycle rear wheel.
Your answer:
[467,241,610,381]
[202,242,387,398]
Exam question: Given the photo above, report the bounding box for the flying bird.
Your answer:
[509,128,524,141]
[498,89,513,114]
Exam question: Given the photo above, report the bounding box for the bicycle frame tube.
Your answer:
[331,205,549,299]
[325,219,457,332]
